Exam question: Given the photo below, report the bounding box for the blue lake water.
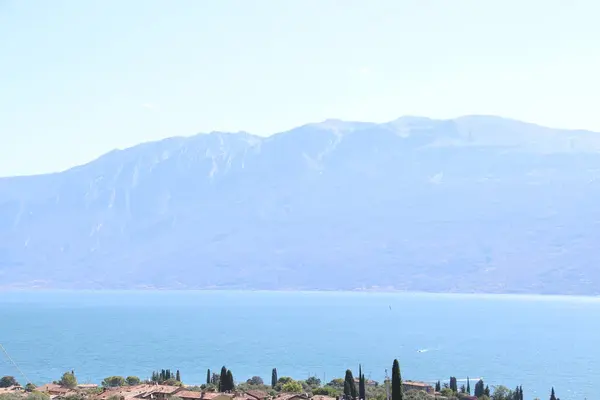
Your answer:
[0,291,598,400]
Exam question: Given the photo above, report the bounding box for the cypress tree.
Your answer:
[484,385,490,397]
[226,370,234,392]
[435,381,441,392]
[474,380,484,397]
[550,387,557,400]
[449,377,458,393]
[520,386,524,400]
[176,370,181,383]
[219,367,227,392]
[344,370,357,399]
[272,369,278,388]
[391,359,402,400]
[207,369,211,386]
[466,377,470,395]
[359,365,366,400]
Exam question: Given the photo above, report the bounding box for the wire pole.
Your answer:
[0,343,32,385]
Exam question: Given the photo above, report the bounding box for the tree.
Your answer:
[102,376,125,388]
[0,377,19,388]
[126,377,140,386]
[282,381,302,393]
[247,376,264,386]
[491,385,512,400]
[313,387,338,397]
[305,376,321,387]
[392,359,402,400]
[59,372,77,389]
[176,370,181,383]
[549,387,557,400]
[25,383,37,392]
[207,370,211,386]
[519,386,524,400]
[272,369,278,389]
[460,384,466,394]
[485,385,490,397]
[358,365,366,400]
[449,377,458,393]
[226,370,234,392]
[466,378,470,395]
[435,381,441,393]
[475,380,485,397]
[344,370,357,399]
[219,367,228,392]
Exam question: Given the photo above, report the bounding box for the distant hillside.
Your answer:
[1,115,600,294]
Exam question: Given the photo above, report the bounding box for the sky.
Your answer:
[1,0,599,177]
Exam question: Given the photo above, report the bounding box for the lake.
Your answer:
[0,291,597,400]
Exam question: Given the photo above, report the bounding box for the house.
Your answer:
[137,385,182,400]
[35,383,75,398]
[274,394,308,400]
[175,391,203,400]
[245,390,269,400]
[78,384,99,390]
[96,384,161,400]
[402,381,434,394]
[352,378,377,387]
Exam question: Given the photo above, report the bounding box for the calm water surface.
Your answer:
[0,291,597,400]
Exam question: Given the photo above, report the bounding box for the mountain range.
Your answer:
[2,115,600,294]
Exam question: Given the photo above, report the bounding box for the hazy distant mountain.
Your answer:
[2,115,600,294]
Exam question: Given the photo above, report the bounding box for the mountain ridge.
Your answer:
[1,115,600,294]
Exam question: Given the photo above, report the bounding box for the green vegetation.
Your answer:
[392,359,402,400]
[0,393,50,400]
[0,377,19,388]
[343,369,357,400]
[150,369,181,385]
[59,371,78,389]
[101,376,125,388]
[3,359,563,400]
[281,380,302,393]
[358,366,366,400]
[125,377,140,386]
[218,367,234,392]
[24,384,36,393]
[449,377,458,393]
[271,369,278,389]
[246,377,263,386]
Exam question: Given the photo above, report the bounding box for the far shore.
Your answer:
[1,287,600,300]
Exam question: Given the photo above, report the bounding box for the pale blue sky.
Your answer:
[1,0,599,176]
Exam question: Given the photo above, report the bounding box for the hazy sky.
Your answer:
[1,0,599,176]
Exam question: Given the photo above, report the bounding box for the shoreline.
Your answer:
[1,288,600,301]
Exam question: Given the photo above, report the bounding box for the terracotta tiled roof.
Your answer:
[177,391,202,400]
[36,384,72,395]
[245,391,268,400]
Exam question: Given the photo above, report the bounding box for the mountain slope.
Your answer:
[1,116,600,294]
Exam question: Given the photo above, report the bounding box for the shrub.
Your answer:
[126,377,141,386]
[0,377,18,388]
[102,376,126,388]
[281,381,303,393]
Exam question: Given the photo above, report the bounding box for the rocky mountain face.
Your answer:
[1,115,600,294]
